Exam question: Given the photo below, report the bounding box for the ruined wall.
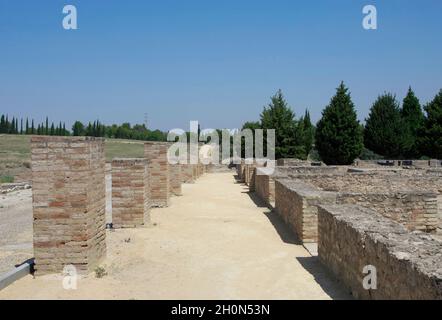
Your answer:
[318,204,442,299]
[144,142,170,207]
[275,179,336,243]
[354,159,442,168]
[31,136,106,275]
[111,158,150,228]
[254,166,347,206]
[170,164,182,196]
[337,192,439,233]
[276,159,311,166]
[291,172,442,194]
[255,171,271,205]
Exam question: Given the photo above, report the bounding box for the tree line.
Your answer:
[0,115,167,142]
[0,116,69,136]
[242,83,442,164]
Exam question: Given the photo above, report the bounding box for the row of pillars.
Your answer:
[31,136,206,275]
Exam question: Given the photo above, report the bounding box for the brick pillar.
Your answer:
[170,164,182,196]
[31,136,106,275]
[112,158,150,228]
[144,142,170,207]
[192,164,198,180]
[181,164,194,183]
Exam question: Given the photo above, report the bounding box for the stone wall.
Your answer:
[275,179,336,243]
[276,158,311,166]
[354,159,442,168]
[254,166,347,206]
[337,192,439,232]
[290,171,442,194]
[31,136,106,275]
[111,158,150,228]
[144,142,170,207]
[318,204,442,299]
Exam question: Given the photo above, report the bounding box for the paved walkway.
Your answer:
[0,172,349,299]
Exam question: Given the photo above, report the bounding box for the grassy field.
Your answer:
[0,135,145,182]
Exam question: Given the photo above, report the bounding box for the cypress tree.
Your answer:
[45,117,49,135]
[25,118,29,134]
[20,118,23,134]
[401,87,424,158]
[31,119,35,134]
[364,93,407,158]
[0,115,5,133]
[419,89,442,158]
[315,82,363,165]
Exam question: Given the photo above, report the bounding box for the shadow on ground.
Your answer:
[296,256,352,300]
[243,189,301,245]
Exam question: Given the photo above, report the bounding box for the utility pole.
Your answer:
[144,113,148,129]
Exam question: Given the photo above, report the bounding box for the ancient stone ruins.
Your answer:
[240,158,442,300]
[28,136,442,299]
[30,136,206,276]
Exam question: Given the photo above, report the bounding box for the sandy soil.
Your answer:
[0,189,33,275]
[0,172,350,300]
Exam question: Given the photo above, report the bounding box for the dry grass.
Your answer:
[0,135,145,182]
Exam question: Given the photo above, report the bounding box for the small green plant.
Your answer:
[94,266,107,278]
[0,175,14,183]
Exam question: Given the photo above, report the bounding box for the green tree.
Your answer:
[72,121,85,136]
[260,90,303,159]
[364,93,407,158]
[298,109,315,159]
[419,89,442,158]
[0,115,5,133]
[401,87,424,158]
[315,82,363,165]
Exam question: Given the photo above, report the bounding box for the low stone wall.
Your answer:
[275,179,336,243]
[254,166,347,206]
[292,171,442,194]
[337,192,439,233]
[354,159,442,168]
[31,136,106,275]
[255,169,271,205]
[276,159,311,166]
[112,158,150,228]
[318,204,442,299]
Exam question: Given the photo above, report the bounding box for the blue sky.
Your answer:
[1,0,441,131]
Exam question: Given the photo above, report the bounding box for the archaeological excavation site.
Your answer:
[0,135,441,300]
[2,1,442,307]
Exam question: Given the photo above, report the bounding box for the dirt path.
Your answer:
[0,172,349,299]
